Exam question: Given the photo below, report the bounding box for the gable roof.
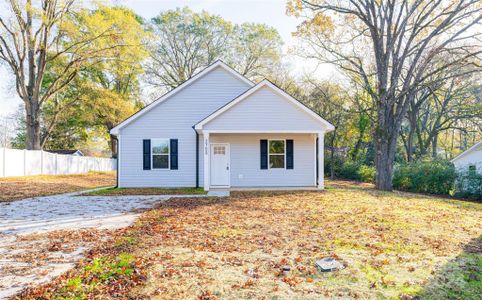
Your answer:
[451,140,482,163]
[194,80,335,132]
[110,60,254,135]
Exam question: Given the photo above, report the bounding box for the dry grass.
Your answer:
[17,181,482,299]
[0,171,116,202]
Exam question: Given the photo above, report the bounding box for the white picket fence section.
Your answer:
[0,148,116,177]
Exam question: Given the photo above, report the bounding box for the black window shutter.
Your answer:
[260,139,268,169]
[286,139,294,169]
[143,139,151,170]
[170,139,178,170]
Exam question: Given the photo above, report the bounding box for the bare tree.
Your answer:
[145,7,233,91]
[402,73,481,160]
[227,23,283,81]
[145,7,284,94]
[302,79,354,178]
[292,0,482,190]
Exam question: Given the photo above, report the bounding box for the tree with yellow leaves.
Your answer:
[0,1,145,151]
[41,5,148,155]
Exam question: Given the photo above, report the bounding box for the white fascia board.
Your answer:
[110,61,254,136]
[202,130,322,134]
[451,140,482,163]
[195,80,335,132]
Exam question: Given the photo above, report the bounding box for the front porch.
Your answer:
[200,131,326,192]
[207,185,322,197]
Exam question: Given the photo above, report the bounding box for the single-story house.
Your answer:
[110,61,334,191]
[451,140,482,173]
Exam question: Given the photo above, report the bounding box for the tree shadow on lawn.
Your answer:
[418,235,481,300]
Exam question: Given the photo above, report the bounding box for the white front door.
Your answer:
[210,143,230,187]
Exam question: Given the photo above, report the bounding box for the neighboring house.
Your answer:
[110,61,334,191]
[451,141,482,173]
[45,149,84,156]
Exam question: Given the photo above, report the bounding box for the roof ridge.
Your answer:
[194,80,335,131]
[110,61,254,135]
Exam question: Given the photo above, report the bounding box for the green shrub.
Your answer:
[393,160,456,195]
[324,157,375,183]
[358,165,376,183]
[454,169,482,200]
[324,154,344,177]
[339,161,361,180]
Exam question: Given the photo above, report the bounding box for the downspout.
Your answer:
[193,127,199,188]
[115,135,119,188]
[116,156,119,188]
[316,137,319,186]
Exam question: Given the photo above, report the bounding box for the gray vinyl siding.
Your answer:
[118,66,251,187]
[203,86,325,131]
[210,134,316,187]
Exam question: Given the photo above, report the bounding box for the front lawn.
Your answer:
[84,186,207,196]
[0,172,116,202]
[17,181,481,299]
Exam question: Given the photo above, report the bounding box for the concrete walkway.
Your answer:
[0,189,205,299]
[0,189,167,235]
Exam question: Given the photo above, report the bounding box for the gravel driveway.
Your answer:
[0,189,203,299]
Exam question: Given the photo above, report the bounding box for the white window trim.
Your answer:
[151,138,170,170]
[268,139,286,169]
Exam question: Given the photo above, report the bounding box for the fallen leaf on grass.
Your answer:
[282,276,303,287]
[198,289,217,300]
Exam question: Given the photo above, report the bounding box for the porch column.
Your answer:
[317,131,325,189]
[203,132,210,191]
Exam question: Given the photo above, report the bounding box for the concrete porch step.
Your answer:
[207,189,230,197]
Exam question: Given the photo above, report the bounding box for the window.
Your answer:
[213,146,225,155]
[269,140,285,168]
[152,139,169,169]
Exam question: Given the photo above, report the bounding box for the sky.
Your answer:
[0,0,332,116]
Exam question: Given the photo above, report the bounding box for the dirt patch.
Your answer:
[0,229,113,298]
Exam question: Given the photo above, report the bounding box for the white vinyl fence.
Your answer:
[0,148,116,177]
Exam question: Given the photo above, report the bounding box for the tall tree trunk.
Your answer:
[24,0,41,150]
[329,129,337,180]
[351,127,366,161]
[432,133,438,158]
[330,146,335,180]
[351,138,362,160]
[374,136,397,190]
[25,100,41,150]
[374,105,399,191]
[109,134,117,158]
[406,116,416,162]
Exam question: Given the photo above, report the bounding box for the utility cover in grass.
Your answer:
[315,257,344,272]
